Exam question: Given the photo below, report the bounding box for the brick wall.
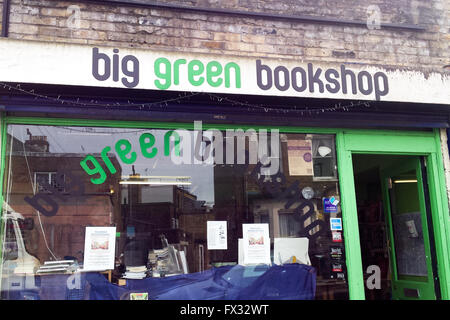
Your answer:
[3,0,450,74]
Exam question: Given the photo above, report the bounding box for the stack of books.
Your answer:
[123,265,147,279]
[36,260,77,274]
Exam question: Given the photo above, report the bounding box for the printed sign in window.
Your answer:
[323,197,339,213]
[330,218,343,231]
[242,223,271,265]
[83,227,116,271]
[207,221,227,250]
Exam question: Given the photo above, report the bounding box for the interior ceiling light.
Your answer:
[393,179,417,183]
[120,175,192,185]
[122,175,190,179]
[119,181,192,185]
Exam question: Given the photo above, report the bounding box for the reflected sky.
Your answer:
[8,125,216,205]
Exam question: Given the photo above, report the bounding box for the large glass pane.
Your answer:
[389,172,428,279]
[1,124,348,300]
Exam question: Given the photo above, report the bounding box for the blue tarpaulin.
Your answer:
[3,263,316,300]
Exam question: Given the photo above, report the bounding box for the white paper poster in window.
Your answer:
[207,221,227,250]
[287,139,313,176]
[83,227,116,271]
[242,223,271,265]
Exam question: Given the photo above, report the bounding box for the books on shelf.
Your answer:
[43,260,75,265]
[36,260,78,274]
[123,272,146,279]
[126,265,147,273]
[122,265,148,279]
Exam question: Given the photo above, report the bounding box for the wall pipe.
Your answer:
[49,0,425,32]
[1,0,10,37]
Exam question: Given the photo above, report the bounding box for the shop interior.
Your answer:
[352,153,435,300]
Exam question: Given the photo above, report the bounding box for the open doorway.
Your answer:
[352,154,438,300]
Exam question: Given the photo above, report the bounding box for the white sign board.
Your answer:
[273,237,311,266]
[83,227,116,271]
[0,38,449,105]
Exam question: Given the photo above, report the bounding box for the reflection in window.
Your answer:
[1,125,348,300]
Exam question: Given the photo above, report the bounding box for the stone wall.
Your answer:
[3,0,449,74]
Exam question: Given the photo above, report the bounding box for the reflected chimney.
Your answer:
[24,128,49,152]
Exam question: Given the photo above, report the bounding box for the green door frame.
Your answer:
[0,116,449,300]
[337,129,450,300]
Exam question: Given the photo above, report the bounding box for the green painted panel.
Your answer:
[336,133,366,300]
[4,116,340,134]
[426,131,450,300]
[343,132,436,154]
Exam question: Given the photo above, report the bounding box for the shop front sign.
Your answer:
[0,38,449,104]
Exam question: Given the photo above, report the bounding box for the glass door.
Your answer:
[380,157,437,300]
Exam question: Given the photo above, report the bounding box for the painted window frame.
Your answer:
[0,115,448,300]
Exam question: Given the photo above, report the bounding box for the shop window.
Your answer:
[1,124,348,300]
